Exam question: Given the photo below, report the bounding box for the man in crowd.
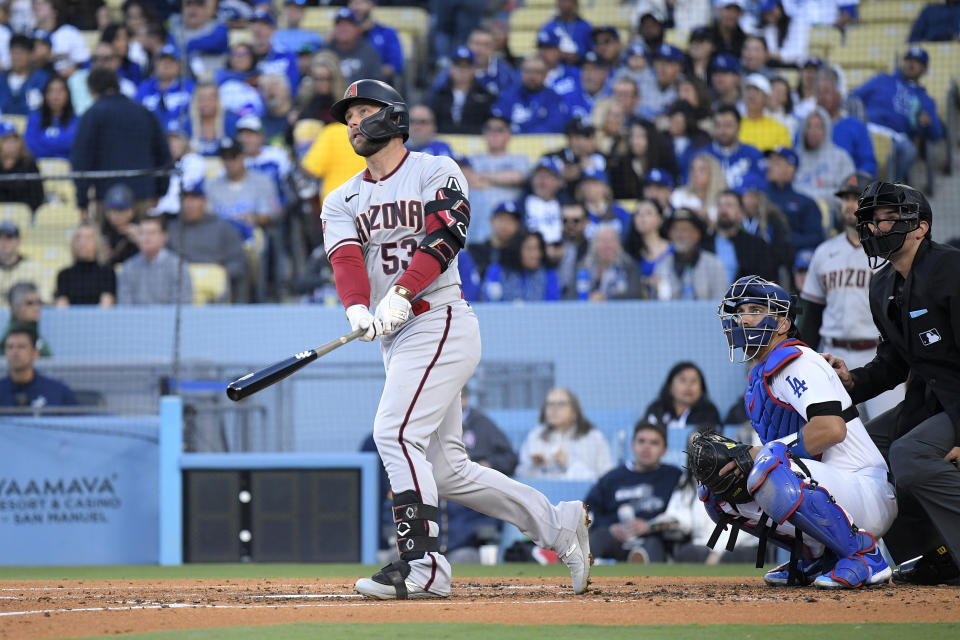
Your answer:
[816,67,877,176]
[349,0,404,85]
[706,106,766,192]
[0,327,74,408]
[713,190,779,283]
[328,7,383,84]
[636,43,683,120]
[764,146,824,252]
[653,208,727,300]
[3,282,52,356]
[117,216,192,305]
[739,73,790,152]
[492,55,571,134]
[0,221,52,305]
[135,44,194,129]
[250,9,300,93]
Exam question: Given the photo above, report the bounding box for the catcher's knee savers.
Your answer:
[748,440,885,586]
[392,490,439,561]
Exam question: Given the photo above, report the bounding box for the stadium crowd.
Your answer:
[0,0,954,308]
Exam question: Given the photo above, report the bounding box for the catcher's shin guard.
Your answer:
[392,490,439,562]
[748,441,890,588]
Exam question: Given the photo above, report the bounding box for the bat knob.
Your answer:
[226,384,243,402]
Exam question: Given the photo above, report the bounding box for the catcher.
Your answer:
[689,275,897,588]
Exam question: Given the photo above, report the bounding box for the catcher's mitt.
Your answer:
[688,431,754,503]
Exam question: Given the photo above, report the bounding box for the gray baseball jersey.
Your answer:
[800,233,905,421]
[323,150,585,596]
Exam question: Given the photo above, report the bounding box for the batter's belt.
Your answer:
[411,285,464,316]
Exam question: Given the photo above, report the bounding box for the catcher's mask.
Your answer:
[718,275,794,363]
[855,181,931,269]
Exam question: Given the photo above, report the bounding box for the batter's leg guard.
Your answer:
[699,483,817,585]
[748,441,891,589]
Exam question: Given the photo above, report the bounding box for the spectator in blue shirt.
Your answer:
[492,56,571,134]
[908,0,960,42]
[173,0,230,74]
[536,28,590,121]
[349,0,405,85]
[405,104,454,157]
[250,10,301,95]
[590,25,624,69]
[0,35,49,115]
[705,106,767,192]
[100,23,142,87]
[135,44,194,129]
[815,67,876,176]
[540,0,593,62]
[0,327,76,409]
[483,230,561,302]
[763,146,824,252]
[851,47,945,182]
[215,43,265,116]
[24,75,77,160]
[468,27,515,97]
[273,0,324,54]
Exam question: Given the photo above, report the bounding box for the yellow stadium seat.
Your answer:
[808,25,842,58]
[920,41,960,122]
[80,30,100,53]
[509,7,555,31]
[0,202,31,229]
[524,0,556,7]
[301,7,338,33]
[616,199,638,214]
[437,134,486,158]
[664,29,690,49]
[1,114,27,135]
[36,158,76,207]
[858,0,924,25]
[772,68,799,89]
[188,263,229,305]
[373,7,429,35]
[34,203,81,230]
[842,67,876,92]
[21,242,72,273]
[870,130,893,181]
[228,29,253,47]
[508,28,539,59]
[508,134,566,164]
[204,157,224,179]
[829,24,909,70]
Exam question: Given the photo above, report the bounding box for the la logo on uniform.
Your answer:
[919,328,942,346]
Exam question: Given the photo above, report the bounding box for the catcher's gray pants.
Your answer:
[868,410,960,564]
[373,300,583,594]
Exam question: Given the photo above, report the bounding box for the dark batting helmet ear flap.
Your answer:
[330,79,410,141]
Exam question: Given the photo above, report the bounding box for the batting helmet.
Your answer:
[330,79,409,142]
[855,181,931,267]
[718,275,795,363]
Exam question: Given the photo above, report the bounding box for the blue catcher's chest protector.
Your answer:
[744,340,806,443]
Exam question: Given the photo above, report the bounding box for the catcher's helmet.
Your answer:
[330,79,409,142]
[855,181,931,268]
[718,275,794,363]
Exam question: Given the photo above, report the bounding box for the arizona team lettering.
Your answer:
[355,200,424,241]
[819,268,870,293]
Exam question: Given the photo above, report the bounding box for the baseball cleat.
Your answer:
[892,548,960,586]
[763,556,824,587]
[355,561,447,600]
[813,533,891,589]
[557,501,593,595]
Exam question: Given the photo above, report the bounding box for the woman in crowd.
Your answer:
[296,50,346,124]
[24,75,77,160]
[669,153,727,227]
[569,224,645,301]
[608,119,675,200]
[215,43,264,115]
[663,101,711,182]
[186,81,239,157]
[577,170,631,238]
[759,0,809,67]
[516,387,613,481]
[623,198,673,299]
[767,75,799,139]
[642,361,721,432]
[55,222,116,307]
[676,76,713,123]
[482,230,560,302]
[792,58,821,121]
[0,121,44,210]
[100,23,141,85]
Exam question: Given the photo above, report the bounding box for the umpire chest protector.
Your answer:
[744,340,806,443]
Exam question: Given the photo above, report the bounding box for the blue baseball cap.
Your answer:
[182,178,205,196]
[157,43,180,59]
[582,50,610,67]
[285,0,307,4]
[711,53,741,74]
[654,43,684,64]
[581,167,609,183]
[335,7,359,23]
[803,56,824,69]
[0,120,18,137]
[591,25,619,41]
[758,0,779,12]
[736,172,767,194]
[104,183,134,210]
[0,220,19,236]
[492,201,521,219]
[767,146,799,168]
[536,28,561,49]
[250,9,276,26]
[794,248,814,271]
[904,46,929,66]
[535,156,564,176]
[452,45,475,64]
[645,168,674,188]
[690,26,711,42]
[32,29,52,45]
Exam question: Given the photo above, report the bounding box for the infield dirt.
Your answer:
[2,576,958,639]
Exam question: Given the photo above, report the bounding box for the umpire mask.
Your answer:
[855,181,929,269]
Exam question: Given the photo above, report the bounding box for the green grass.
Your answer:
[63,623,960,640]
[0,562,761,581]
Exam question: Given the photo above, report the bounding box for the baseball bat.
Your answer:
[226,327,366,401]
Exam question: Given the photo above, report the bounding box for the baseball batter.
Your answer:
[321,80,591,600]
[701,275,897,588]
[800,172,905,421]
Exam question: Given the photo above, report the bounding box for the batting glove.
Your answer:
[345,304,382,342]
[375,286,413,335]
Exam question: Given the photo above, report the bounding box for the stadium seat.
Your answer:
[34,203,81,232]
[373,6,429,35]
[485,408,539,452]
[0,202,31,230]
[1,114,27,135]
[21,242,72,275]
[509,7,556,31]
[616,199,638,214]
[188,263,230,304]
[840,67,876,93]
[228,29,253,47]
[919,41,960,123]
[664,29,690,50]
[37,158,77,208]
[204,157,225,179]
[81,30,100,54]
[508,134,566,164]
[870,130,893,180]
[437,134,486,158]
[301,7,337,33]
[857,0,924,25]
[829,24,910,70]
[808,25,842,58]
[508,28,538,58]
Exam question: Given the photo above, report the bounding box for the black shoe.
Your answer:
[892,547,960,585]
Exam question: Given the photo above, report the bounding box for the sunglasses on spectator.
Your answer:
[562,217,586,224]
[411,118,433,125]
[92,55,118,63]
[484,125,508,133]
[20,298,41,306]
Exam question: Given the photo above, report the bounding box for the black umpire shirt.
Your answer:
[849,238,960,442]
